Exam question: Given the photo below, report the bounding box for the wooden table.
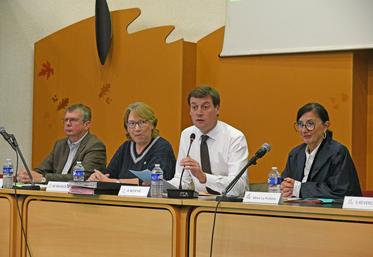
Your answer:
[184,199,373,257]
[0,192,17,257]
[1,189,373,257]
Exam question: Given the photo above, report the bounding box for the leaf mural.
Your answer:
[99,83,111,98]
[52,95,58,103]
[38,61,54,79]
[105,97,112,104]
[57,98,69,111]
[99,83,112,104]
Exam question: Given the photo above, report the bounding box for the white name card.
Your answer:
[118,186,150,197]
[0,179,3,188]
[243,191,281,204]
[343,196,373,211]
[46,182,70,193]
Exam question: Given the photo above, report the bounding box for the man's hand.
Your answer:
[180,156,207,183]
[18,169,43,183]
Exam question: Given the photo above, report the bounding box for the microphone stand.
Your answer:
[9,135,40,190]
[167,136,198,199]
[216,154,260,202]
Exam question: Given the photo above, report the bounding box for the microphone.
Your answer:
[0,127,40,190]
[178,133,196,189]
[0,127,15,149]
[168,133,198,198]
[254,143,271,159]
[216,143,272,202]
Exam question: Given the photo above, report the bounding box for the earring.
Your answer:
[323,131,327,139]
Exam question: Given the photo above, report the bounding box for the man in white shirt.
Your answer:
[18,104,106,183]
[170,86,249,196]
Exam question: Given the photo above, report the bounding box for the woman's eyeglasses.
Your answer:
[294,119,316,131]
[127,120,148,129]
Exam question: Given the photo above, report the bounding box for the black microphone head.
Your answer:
[190,133,196,142]
[256,143,271,158]
[0,127,10,140]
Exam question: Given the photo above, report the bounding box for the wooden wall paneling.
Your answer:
[33,9,195,166]
[196,27,360,185]
[352,51,368,189]
[367,52,373,190]
[181,42,197,131]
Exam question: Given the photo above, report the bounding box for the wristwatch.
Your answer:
[40,176,47,184]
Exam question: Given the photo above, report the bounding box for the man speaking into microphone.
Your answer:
[169,86,249,197]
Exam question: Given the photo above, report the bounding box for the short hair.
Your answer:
[188,86,220,107]
[123,102,159,139]
[65,104,91,122]
[296,102,329,123]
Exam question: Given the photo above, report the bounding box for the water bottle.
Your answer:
[72,161,85,182]
[151,164,163,198]
[267,166,281,193]
[3,158,14,189]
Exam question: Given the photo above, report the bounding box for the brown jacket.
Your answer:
[35,133,106,181]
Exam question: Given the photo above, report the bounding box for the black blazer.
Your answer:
[282,135,362,199]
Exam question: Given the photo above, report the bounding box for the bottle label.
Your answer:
[3,167,13,175]
[151,173,162,181]
[268,176,281,186]
[73,169,84,178]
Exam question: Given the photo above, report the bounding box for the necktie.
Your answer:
[200,135,219,195]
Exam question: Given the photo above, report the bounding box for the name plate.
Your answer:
[343,196,373,211]
[46,182,70,193]
[118,186,150,197]
[243,191,281,204]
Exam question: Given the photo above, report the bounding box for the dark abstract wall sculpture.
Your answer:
[95,0,112,65]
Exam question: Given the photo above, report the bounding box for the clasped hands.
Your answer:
[280,177,295,197]
[88,169,139,185]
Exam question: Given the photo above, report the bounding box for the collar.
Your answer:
[67,132,88,147]
[197,120,220,142]
[305,141,322,158]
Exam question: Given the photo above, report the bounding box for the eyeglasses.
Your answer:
[127,120,148,129]
[294,119,317,131]
[63,118,82,124]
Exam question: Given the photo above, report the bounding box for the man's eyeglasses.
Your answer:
[294,119,317,131]
[127,120,148,129]
[63,118,82,124]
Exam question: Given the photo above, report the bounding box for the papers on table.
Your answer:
[129,169,151,183]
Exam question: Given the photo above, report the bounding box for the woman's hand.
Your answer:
[281,177,295,197]
[87,169,110,182]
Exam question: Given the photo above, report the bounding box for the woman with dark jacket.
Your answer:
[281,103,362,199]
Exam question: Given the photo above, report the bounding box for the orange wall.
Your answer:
[196,28,371,187]
[33,11,372,190]
[33,9,188,165]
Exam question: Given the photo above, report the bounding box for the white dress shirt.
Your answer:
[61,132,88,174]
[169,120,249,197]
[292,142,321,197]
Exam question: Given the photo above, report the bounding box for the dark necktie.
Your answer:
[200,135,219,195]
